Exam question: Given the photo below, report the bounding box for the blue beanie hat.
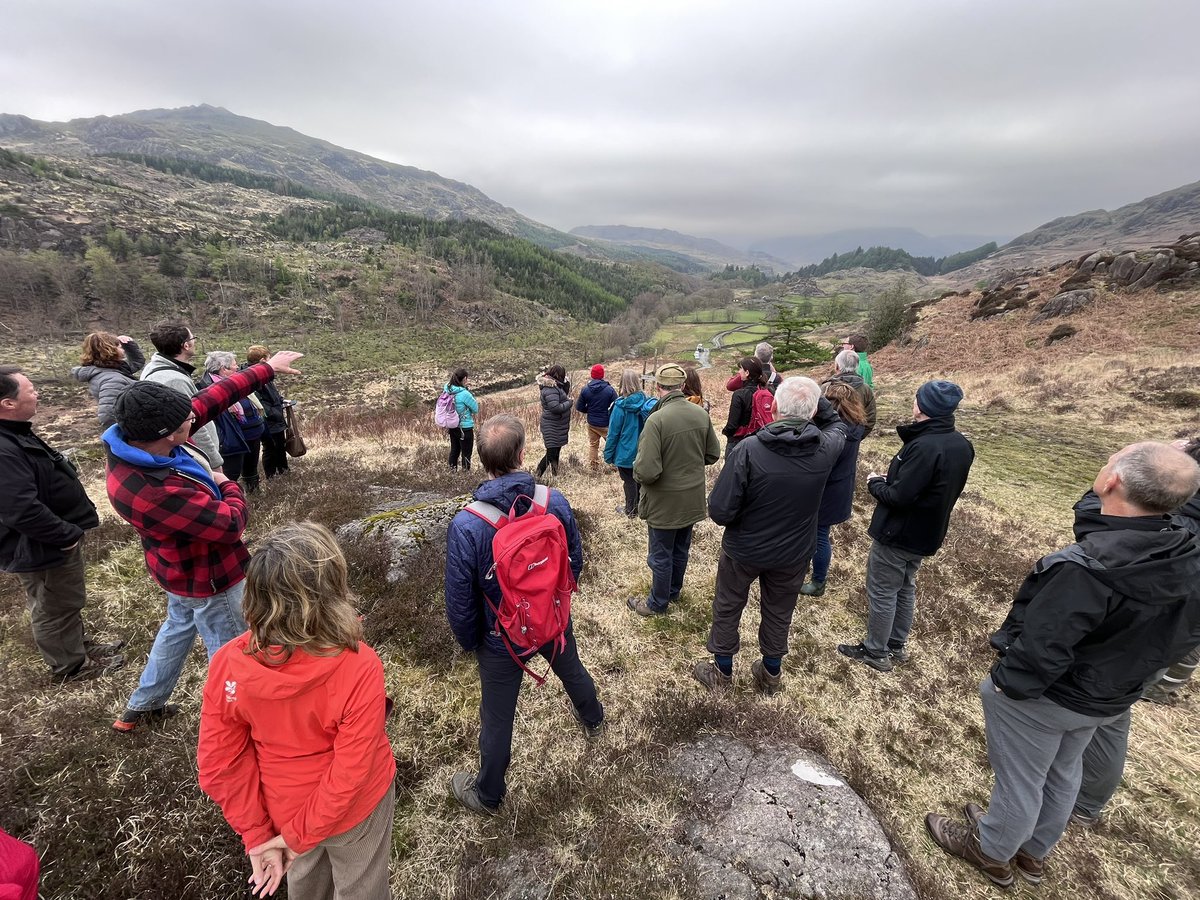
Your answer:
[916,380,963,418]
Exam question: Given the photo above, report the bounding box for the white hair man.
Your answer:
[695,377,847,694]
[926,442,1200,888]
[822,349,877,436]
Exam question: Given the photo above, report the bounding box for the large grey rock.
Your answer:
[1129,251,1176,290]
[336,489,466,582]
[671,736,917,900]
[1031,289,1096,322]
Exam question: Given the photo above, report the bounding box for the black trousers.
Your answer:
[261,430,289,477]
[241,438,262,490]
[475,622,602,809]
[535,445,562,477]
[618,466,640,516]
[449,427,474,469]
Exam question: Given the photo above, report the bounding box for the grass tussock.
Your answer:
[2,335,1200,899]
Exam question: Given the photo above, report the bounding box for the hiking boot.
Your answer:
[837,642,893,672]
[84,637,126,658]
[1139,683,1178,706]
[450,772,499,816]
[965,801,1045,886]
[54,654,125,685]
[570,705,605,740]
[627,596,666,617]
[888,645,911,664]
[750,660,784,696]
[112,704,180,733]
[691,660,733,692]
[925,812,1015,888]
[799,580,826,597]
[1069,807,1099,829]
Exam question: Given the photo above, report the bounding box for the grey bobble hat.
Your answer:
[915,380,963,418]
[114,381,194,441]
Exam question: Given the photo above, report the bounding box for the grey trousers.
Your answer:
[1073,707,1131,818]
[287,785,395,900]
[18,543,88,676]
[977,675,1124,861]
[706,549,808,659]
[863,540,925,656]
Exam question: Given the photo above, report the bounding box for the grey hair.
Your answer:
[774,376,821,419]
[834,349,859,374]
[755,342,774,364]
[619,369,642,396]
[1112,442,1200,513]
[203,350,237,375]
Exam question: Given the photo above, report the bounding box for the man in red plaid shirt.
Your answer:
[102,349,302,732]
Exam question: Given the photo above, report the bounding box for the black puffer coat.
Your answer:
[539,378,572,448]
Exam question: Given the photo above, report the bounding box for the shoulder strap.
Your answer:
[464,500,504,528]
[531,483,550,513]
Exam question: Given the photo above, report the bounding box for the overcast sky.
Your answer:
[4,0,1198,247]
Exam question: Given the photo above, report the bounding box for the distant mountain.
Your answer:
[750,228,1002,268]
[570,224,793,273]
[0,105,573,248]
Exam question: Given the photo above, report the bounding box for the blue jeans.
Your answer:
[811,525,832,582]
[646,525,694,612]
[126,582,247,711]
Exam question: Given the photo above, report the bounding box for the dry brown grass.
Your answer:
[2,304,1199,898]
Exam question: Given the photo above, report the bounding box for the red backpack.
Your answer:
[464,484,576,684]
[748,387,776,432]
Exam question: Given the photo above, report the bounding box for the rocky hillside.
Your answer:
[0,105,573,248]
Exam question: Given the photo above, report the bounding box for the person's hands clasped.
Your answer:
[247,835,297,897]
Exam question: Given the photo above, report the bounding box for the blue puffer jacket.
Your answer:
[576,378,617,427]
[446,384,479,429]
[444,471,584,654]
[603,391,647,468]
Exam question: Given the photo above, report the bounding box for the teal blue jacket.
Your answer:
[446,384,479,429]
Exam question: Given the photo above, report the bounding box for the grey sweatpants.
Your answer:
[977,675,1124,861]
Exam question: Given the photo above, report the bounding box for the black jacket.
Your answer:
[821,372,877,436]
[0,420,99,572]
[708,398,846,569]
[990,511,1200,717]
[817,420,866,527]
[867,416,974,556]
[722,383,757,439]
[244,365,286,434]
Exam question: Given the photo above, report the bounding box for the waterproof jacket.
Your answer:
[444,471,583,655]
[990,511,1200,717]
[722,382,757,440]
[252,376,287,435]
[142,352,223,468]
[867,416,974,556]
[0,420,98,573]
[858,354,874,388]
[821,372,877,437]
[604,391,648,469]
[708,400,847,568]
[634,392,721,529]
[103,364,276,597]
[538,378,572,448]
[445,384,479,429]
[576,378,617,427]
[71,339,145,429]
[818,420,867,527]
[198,635,396,855]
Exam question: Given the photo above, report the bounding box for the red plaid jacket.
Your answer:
[106,364,276,598]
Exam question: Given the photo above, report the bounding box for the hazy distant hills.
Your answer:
[569,224,793,273]
[749,227,1004,268]
[0,105,573,248]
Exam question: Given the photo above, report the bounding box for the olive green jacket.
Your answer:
[633,391,721,528]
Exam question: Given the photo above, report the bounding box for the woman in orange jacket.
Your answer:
[198,523,396,899]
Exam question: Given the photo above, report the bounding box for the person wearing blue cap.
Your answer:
[838,379,974,671]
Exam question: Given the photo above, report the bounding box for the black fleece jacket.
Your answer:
[708,398,846,568]
[867,416,974,556]
[990,508,1200,717]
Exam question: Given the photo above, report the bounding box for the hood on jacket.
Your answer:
[1074,520,1200,603]
[616,391,647,411]
[472,470,540,517]
[754,417,824,458]
[102,423,222,498]
[72,365,106,382]
[218,633,351,701]
[143,353,196,378]
[828,372,866,389]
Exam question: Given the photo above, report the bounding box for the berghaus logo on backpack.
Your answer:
[464,485,575,685]
[434,390,460,428]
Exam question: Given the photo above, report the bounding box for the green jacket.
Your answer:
[857,354,874,389]
[633,391,721,528]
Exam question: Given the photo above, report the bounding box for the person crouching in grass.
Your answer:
[198,523,396,899]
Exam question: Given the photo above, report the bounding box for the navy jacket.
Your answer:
[444,472,584,654]
[817,421,866,527]
[867,416,974,556]
[576,378,617,427]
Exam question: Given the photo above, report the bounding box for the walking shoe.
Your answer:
[1069,807,1099,829]
[627,596,666,617]
[1139,683,1178,706]
[925,812,1015,888]
[84,637,127,658]
[450,772,500,816]
[112,704,180,733]
[54,654,125,685]
[836,643,893,672]
[888,645,911,664]
[799,580,826,597]
[750,660,784,696]
[965,803,1046,887]
[691,660,733,692]
[570,705,606,740]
